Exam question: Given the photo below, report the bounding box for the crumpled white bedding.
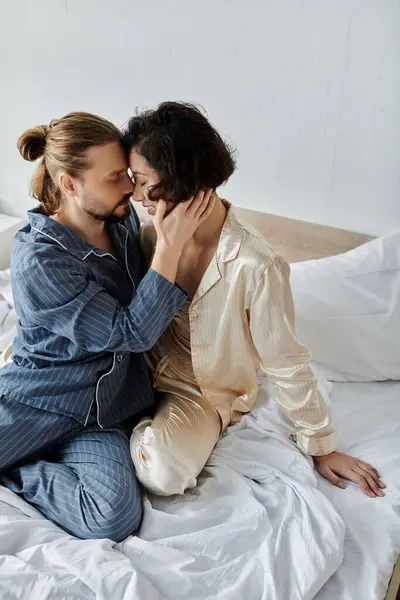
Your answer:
[0,383,344,600]
[1,262,399,600]
[316,381,400,600]
[0,377,398,599]
[0,269,16,364]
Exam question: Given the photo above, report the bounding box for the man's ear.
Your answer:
[59,172,77,197]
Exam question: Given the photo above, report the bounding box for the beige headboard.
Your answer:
[234,207,375,262]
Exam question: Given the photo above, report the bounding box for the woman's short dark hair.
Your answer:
[122,102,236,203]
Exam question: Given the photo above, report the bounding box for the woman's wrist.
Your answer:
[154,240,183,263]
[150,242,182,284]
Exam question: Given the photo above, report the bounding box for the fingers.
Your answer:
[185,188,214,218]
[171,188,214,221]
[181,188,206,215]
[153,200,167,227]
[357,460,386,488]
[350,470,378,497]
[320,466,346,489]
[353,466,385,498]
[194,188,214,217]
[169,192,202,218]
[197,192,216,224]
[347,468,383,498]
[316,452,386,498]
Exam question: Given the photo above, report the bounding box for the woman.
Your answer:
[123,102,385,499]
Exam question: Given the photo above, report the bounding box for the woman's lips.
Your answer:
[143,205,155,215]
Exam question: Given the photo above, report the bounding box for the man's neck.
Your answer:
[51,202,107,247]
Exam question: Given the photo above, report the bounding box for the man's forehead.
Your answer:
[86,141,127,171]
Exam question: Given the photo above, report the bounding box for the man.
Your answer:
[0,111,213,540]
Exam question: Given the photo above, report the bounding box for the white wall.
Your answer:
[0,0,399,235]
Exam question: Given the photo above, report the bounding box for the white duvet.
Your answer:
[0,269,16,365]
[316,382,400,600]
[0,383,344,600]
[1,269,344,599]
[1,229,400,600]
[0,380,399,600]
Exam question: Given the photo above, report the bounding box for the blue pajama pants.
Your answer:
[0,395,142,542]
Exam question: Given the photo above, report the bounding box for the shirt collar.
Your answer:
[27,205,128,261]
[214,201,244,264]
[191,202,244,304]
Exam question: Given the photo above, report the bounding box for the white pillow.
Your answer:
[290,232,400,382]
[0,269,17,360]
[0,268,13,308]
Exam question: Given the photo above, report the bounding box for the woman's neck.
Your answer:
[190,193,228,247]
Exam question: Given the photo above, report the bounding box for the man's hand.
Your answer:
[153,189,215,254]
[314,451,386,497]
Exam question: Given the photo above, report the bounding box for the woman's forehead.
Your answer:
[129,148,152,173]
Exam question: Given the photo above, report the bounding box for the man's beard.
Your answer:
[83,193,132,224]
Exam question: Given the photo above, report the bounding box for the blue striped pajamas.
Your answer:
[0,398,141,541]
[0,205,187,540]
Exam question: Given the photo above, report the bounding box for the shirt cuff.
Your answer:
[147,268,188,305]
[295,431,337,456]
[174,281,188,295]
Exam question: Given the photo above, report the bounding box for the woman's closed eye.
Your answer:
[130,174,146,188]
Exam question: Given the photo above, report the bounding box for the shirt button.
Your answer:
[191,310,197,317]
[116,354,123,362]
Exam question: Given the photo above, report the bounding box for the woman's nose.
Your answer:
[132,186,144,203]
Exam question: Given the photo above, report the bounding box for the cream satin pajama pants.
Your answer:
[130,392,221,496]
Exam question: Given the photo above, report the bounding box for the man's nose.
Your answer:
[122,177,134,194]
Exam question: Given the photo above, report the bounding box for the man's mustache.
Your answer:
[118,194,132,206]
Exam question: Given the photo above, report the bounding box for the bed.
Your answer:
[235,207,400,600]
[0,206,399,600]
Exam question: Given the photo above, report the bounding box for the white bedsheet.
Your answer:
[0,268,16,361]
[0,381,399,599]
[1,235,399,598]
[0,383,345,600]
[316,382,400,600]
